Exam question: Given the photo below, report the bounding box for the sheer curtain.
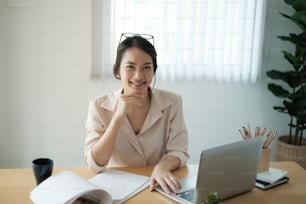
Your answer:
[92,0,266,83]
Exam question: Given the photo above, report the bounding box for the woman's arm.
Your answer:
[91,113,124,166]
[85,96,123,172]
[149,93,189,193]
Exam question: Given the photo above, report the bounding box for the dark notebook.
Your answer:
[255,176,289,190]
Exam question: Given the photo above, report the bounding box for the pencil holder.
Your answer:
[258,148,270,172]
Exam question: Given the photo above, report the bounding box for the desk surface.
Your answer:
[0,162,305,204]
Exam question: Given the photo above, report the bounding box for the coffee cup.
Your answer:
[32,158,53,185]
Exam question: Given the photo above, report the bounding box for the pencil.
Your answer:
[239,129,247,140]
[247,123,253,138]
[242,126,250,139]
[260,127,266,136]
[255,126,260,137]
[264,131,277,148]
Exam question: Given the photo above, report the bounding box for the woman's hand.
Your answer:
[149,156,181,194]
[115,92,145,118]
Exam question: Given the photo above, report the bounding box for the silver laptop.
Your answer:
[156,136,264,204]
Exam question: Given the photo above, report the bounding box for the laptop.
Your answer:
[155,136,264,204]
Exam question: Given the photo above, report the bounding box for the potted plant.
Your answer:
[266,0,306,169]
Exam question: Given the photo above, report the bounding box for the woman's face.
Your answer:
[118,47,154,95]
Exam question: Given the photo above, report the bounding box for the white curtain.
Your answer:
[92,0,266,83]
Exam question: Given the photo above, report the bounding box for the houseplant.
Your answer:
[266,0,306,169]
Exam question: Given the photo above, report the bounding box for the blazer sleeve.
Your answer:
[84,98,106,173]
[164,94,190,167]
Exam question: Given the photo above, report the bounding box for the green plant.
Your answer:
[266,0,306,145]
[202,191,219,204]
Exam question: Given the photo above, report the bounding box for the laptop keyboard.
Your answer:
[177,188,195,203]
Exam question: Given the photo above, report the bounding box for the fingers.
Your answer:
[164,175,181,193]
[150,174,181,194]
[120,92,144,106]
[115,92,145,117]
[149,178,159,191]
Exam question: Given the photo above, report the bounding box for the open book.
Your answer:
[30,169,150,204]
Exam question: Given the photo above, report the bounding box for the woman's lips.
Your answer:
[130,81,146,87]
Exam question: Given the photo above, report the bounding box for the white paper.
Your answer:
[30,171,112,204]
[89,169,150,203]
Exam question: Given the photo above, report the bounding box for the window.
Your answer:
[92,0,266,83]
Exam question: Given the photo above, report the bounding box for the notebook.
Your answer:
[155,136,264,204]
[255,167,289,190]
[256,167,288,184]
[255,176,289,190]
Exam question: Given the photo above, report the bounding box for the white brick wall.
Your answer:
[0,0,295,168]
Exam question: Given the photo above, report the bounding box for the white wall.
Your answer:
[0,0,295,168]
[0,0,4,156]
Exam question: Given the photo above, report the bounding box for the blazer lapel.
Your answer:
[139,89,171,135]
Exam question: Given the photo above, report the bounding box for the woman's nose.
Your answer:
[134,69,144,79]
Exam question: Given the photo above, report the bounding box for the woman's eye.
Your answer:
[126,65,134,69]
[143,66,151,70]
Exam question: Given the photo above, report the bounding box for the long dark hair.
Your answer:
[113,36,157,79]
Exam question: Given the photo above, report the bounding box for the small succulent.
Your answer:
[203,191,219,204]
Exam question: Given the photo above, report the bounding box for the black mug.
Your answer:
[32,158,53,185]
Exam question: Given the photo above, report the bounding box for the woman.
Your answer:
[85,33,189,194]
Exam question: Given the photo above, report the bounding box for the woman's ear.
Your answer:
[115,72,121,79]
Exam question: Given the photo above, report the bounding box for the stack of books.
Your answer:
[255,167,289,190]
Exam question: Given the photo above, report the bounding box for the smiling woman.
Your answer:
[85,34,190,195]
[92,0,267,82]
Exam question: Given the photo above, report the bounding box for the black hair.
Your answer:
[113,36,157,79]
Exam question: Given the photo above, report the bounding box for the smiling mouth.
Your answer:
[130,81,146,88]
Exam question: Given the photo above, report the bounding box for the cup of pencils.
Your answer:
[239,125,278,172]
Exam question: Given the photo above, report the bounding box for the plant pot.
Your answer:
[276,135,306,169]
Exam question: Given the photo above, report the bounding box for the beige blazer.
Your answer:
[85,88,189,173]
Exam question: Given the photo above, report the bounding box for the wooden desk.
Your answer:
[0,162,305,204]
